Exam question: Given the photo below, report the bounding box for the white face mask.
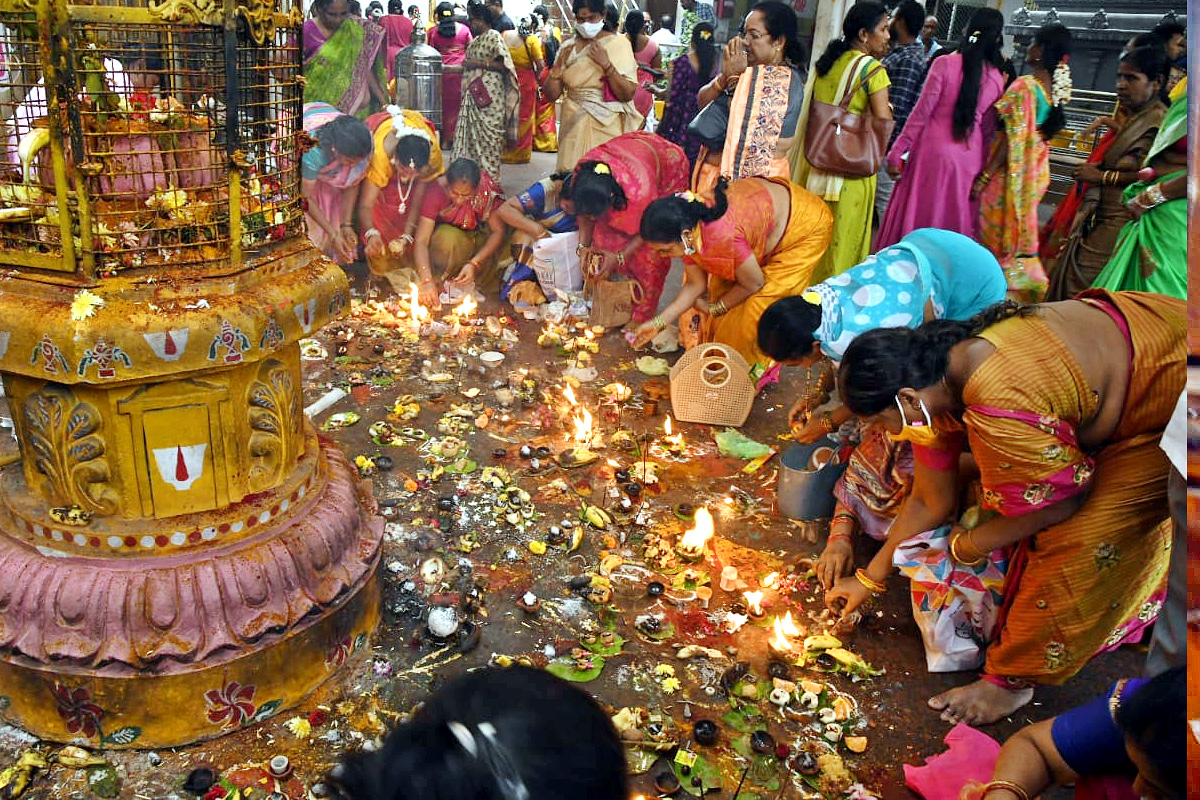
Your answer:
[576,20,604,38]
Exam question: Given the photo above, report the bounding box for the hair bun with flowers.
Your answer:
[699,29,712,39]
[591,163,611,175]
[675,190,702,203]
[1051,57,1072,107]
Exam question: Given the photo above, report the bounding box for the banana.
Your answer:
[802,634,842,651]
[53,746,106,768]
[580,503,611,530]
[17,128,49,184]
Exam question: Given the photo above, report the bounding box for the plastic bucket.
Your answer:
[776,438,848,520]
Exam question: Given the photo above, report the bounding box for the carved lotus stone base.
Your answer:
[0,436,382,748]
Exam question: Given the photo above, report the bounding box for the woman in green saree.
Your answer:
[1091,76,1187,299]
[303,0,390,119]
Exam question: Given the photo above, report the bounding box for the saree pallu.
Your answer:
[452,30,518,181]
[1092,90,1187,300]
[963,290,1184,684]
[533,70,558,152]
[702,179,833,368]
[302,104,371,263]
[979,75,1050,303]
[692,65,796,199]
[303,19,386,118]
[555,36,644,171]
[1042,101,1164,301]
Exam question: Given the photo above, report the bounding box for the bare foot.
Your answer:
[927,679,1034,726]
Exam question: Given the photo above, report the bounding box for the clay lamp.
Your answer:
[646,581,666,598]
[437,496,456,512]
[654,771,681,794]
[766,660,790,680]
[692,719,719,746]
[535,445,552,458]
[676,507,714,561]
[742,590,765,618]
[749,730,776,756]
[519,445,533,459]
[623,482,642,498]
[268,755,293,781]
[491,448,508,460]
[546,525,567,546]
[374,455,394,471]
[673,502,695,520]
[516,591,541,613]
[793,751,820,776]
[183,767,218,794]
[614,468,631,483]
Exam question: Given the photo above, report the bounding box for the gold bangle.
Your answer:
[854,568,887,594]
[950,531,986,567]
[983,781,1031,800]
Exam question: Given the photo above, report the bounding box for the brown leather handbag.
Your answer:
[804,55,894,178]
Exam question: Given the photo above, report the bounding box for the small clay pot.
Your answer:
[766,660,790,680]
[793,751,820,776]
[750,730,776,755]
[654,771,681,794]
[535,445,552,458]
[624,482,642,498]
[614,468,631,483]
[183,766,217,794]
[519,445,533,459]
[268,755,293,780]
[646,581,665,598]
[492,448,508,459]
[437,497,456,512]
[815,652,838,670]
[692,719,719,746]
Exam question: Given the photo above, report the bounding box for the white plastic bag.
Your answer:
[530,230,583,299]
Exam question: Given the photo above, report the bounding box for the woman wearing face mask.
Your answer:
[692,0,808,196]
[541,0,644,172]
[792,1,892,283]
[571,132,690,326]
[410,157,508,307]
[630,176,831,370]
[303,0,389,118]
[301,104,375,265]
[831,290,1184,726]
[358,105,445,303]
[429,1,474,145]
[451,1,519,181]
[974,23,1072,303]
[1041,45,1168,301]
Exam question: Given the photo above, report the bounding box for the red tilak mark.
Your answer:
[163,331,177,356]
[175,446,189,482]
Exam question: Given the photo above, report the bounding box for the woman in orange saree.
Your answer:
[831,290,1184,726]
[501,22,545,164]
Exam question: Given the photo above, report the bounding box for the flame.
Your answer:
[452,293,477,319]
[779,610,801,637]
[573,406,594,443]
[408,283,428,328]
[606,458,622,468]
[771,614,795,651]
[677,507,714,557]
[762,572,779,588]
[562,384,578,406]
[743,590,764,616]
[664,415,673,436]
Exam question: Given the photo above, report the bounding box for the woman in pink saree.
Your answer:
[571,132,690,324]
[301,103,374,264]
[428,1,473,145]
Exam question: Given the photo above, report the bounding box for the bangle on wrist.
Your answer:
[652,315,666,332]
[340,222,354,229]
[710,299,728,317]
[983,781,1031,800]
[831,512,856,527]
[399,233,414,245]
[949,530,987,567]
[820,410,835,433]
[363,227,382,241]
[854,568,887,594]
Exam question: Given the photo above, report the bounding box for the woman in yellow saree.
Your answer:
[531,5,561,152]
[630,177,832,371]
[541,0,643,172]
[501,21,546,164]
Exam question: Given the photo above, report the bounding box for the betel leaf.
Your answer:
[673,752,724,797]
[545,655,605,683]
[580,634,625,656]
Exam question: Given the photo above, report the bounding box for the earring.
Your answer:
[681,230,696,256]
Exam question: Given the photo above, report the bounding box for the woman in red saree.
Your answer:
[831,291,1184,725]
[571,132,690,324]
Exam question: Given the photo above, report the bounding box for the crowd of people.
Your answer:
[298,1,1188,792]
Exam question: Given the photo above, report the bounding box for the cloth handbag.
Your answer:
[587,273,644,328]
[687,90,731,150]
[468,75,493,108]
[803,55,893,178]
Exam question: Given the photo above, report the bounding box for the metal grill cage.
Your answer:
[0,0,303,278]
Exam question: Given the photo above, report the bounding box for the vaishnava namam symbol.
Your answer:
[152,444,208,490]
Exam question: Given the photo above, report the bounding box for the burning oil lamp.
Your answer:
[662,415,687,455]
[675,507,714,561]
[743,590,765,618]
[408,282,429,334]
[768,611,802,660]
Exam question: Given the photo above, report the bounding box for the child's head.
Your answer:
[324,666,629,799]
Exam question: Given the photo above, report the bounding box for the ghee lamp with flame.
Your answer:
[662,415,687,455]
[768,611,803,660]
[408,282,430,334]
[676,507,714,561]
[743,590,765,618]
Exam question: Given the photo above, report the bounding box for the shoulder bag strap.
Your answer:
[835,53,868,109]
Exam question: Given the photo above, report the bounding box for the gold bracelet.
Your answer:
[854,568,887,594]
[983,780,1031,800]
[710,299,727,317]
[949,530,986,567]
